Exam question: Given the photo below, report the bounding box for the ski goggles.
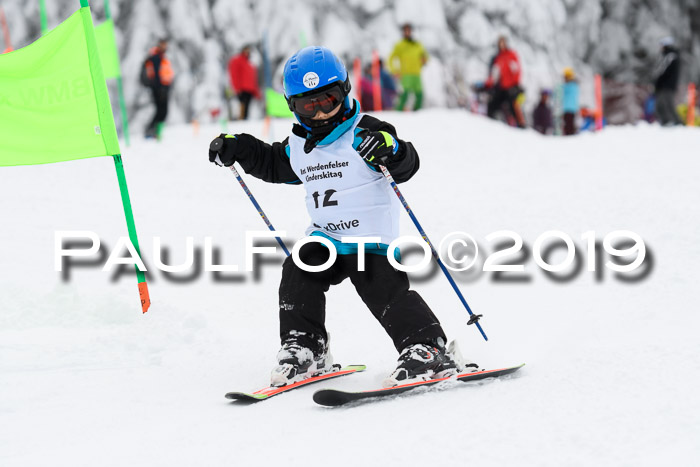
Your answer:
[287,83,346,118]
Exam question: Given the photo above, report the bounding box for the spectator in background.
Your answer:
[389,23,428,111]
[486,36,525,128]
[359,65,375,111]
[378,59,398,110]
[532,89,553,135]
[141,39,174,138]
[360,61,398,111]
[562,67,580,135]
[580,107,596,132]
[229,45,261,120]
[653,37,682,126]
[643,93,656,123]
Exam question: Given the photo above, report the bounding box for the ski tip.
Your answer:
[480,363,526,374]
[457,363,525,381]
[342,364,367,372]
[225,392,268,402]
[484,363,525,372]
[312,389,348,407]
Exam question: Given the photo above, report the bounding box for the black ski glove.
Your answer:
[353,129,399,167]
[208,134,238,167]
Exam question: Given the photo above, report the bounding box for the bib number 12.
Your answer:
[312,189,338,209]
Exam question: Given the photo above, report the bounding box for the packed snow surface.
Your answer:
[1,110,699,466]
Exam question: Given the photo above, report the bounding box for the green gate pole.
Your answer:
[116,77,130,145]
[81,0,150,312]
[103,0,130,146]
[39,0,48,34]
[113,154,150,312]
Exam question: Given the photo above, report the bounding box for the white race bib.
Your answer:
[288,117,401,245]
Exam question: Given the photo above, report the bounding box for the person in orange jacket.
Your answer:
[141,39,174,138]
[228,45,261,120]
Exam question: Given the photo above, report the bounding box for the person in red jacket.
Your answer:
[228,45,261,120]
[486,36,525,128]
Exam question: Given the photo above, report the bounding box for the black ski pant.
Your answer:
[655,89,681,125]
[146,86,170,134]
[278,242,446,352]
[238,91,253,120]
[563,112,577,135]
[488,87,525,128]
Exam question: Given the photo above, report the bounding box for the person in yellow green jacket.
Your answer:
[388,23,428,111]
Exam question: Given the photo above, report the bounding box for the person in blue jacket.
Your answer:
[561,67,580,135]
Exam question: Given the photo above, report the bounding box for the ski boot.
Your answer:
[270,331,336,387]
[383,339,479,388]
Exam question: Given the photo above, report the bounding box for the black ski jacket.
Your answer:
[655,47,680,92]
[231,114,420,185]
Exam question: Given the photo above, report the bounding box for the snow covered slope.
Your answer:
[1,111,699,466]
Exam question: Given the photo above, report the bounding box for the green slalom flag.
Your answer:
[265,87,293,118]
[0,7,119,166]
[0,1,150,313]
[95,19,120,79]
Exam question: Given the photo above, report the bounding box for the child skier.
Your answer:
[561,67,580,135]
[208,46,475,387]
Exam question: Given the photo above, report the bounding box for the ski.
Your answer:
[313,363,525,407]
[225,364,366,403]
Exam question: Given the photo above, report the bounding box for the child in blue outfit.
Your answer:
[562,67,580,135]
[207,47,477,388]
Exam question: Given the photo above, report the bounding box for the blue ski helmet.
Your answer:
[283,46,351,118]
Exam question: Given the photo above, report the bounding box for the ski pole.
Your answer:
[210,138,290,257]
[379,164,488,341]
